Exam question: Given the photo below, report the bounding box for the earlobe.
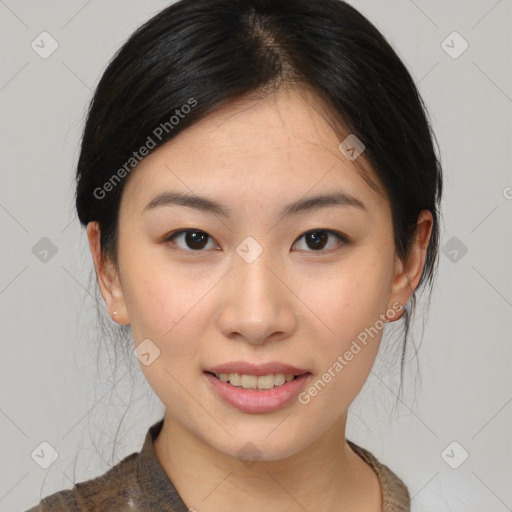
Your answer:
[86,222,130,325]
[387,210,433,322]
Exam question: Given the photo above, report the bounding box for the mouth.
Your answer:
[203,369,312,413]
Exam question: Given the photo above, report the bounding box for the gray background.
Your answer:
[1,0,511,510]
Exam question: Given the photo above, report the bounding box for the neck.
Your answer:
[153,411,382,512]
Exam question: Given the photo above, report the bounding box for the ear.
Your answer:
[86,222,130,325]
[387,210,433,322]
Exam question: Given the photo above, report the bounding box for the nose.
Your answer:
[216,247,297,345]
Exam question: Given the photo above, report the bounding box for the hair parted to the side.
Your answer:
[75,0,443,404]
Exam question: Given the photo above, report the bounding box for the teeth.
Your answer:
[215,373,299,390]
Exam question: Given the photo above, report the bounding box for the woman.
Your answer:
[26,0,442,510]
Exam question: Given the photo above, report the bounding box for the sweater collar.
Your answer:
[137,417,190,511]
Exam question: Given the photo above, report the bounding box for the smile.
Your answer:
[210,372,299,390]
[204,371,311,413]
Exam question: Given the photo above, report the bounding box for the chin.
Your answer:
[201,422,315,464]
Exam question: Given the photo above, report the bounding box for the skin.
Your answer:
[87,86,432,512]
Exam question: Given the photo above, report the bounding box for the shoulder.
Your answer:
[23,451,140,512]
[347,440,411,512]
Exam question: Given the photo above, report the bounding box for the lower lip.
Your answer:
[204,372,311,413]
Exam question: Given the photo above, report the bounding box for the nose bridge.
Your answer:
[236,247,277,306]
[218,240,294,343]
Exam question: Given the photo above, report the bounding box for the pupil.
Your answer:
[186,231,207,249]
[308,231,327,250]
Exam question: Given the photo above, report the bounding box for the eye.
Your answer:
[164,228,348,253]
[293,229,348,252]
[164,229,219,252]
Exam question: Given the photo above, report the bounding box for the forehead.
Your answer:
[120,87,388,217]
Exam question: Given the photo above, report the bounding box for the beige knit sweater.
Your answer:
[25,419,410,511]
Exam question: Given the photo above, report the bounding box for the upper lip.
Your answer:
[205,361,310,376]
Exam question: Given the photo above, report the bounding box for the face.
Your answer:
[91,87,429,461]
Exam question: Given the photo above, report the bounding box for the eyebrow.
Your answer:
[142,190,367,219]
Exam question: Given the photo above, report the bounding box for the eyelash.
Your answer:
[163,229,349,254]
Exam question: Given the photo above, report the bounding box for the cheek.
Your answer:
[120,251,223,392]
[304,255,392,343]
[120,244,208,340]
[298,255,392,405]
[122,261,210,408]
